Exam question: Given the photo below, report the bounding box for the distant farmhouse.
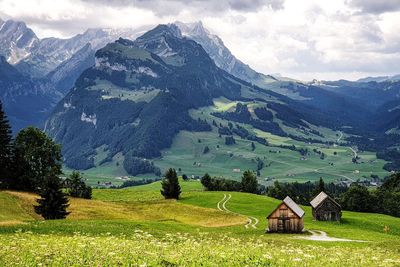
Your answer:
[267,196,305,233]
[310,192,342,221]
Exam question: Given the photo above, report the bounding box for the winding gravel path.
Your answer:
[217,194,258,229]
[297,230,366,242]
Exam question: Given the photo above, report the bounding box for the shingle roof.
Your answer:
[283,196,305,218]
[310,191,341,209]
[310,191,328,208]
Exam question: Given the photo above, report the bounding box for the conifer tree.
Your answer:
[34,174,70,220]
[161,168,181,199]
[241,170,258,193]
[313,177,326,196]
[0,101,14,189]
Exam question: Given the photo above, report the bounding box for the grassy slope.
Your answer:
[93,181,400,242]
[78,97,389,186]
[1,182,400,266]
[2,181,399,241]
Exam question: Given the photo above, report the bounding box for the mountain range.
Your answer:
[0,18,399,176]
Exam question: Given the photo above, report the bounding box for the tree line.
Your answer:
[0,101,91,220]
[200,170,263,194]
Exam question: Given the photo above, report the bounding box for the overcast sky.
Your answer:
[1,0,399,81]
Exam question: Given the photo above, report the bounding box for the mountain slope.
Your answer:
[46,43,96,94]
[0,19,39,64]
[175,21,277,87]
[15,27,145,78]
[0,56,61,131]
[45,25,244,173]
[0,19,148,78]
[0,19,149,130]
[46,24,372,178]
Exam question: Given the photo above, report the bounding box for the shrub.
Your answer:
[225,136,236,145]
[65,171,92,199]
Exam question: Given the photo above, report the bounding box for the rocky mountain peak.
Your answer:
[176,21,208,38]
[0,19,39,64]
[136,24,182,42]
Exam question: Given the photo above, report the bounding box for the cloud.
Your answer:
[0,0,399,80]
[82,0,284,16]
[347,0,400,14]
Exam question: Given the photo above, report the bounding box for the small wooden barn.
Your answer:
[267,196,305,233]
[310,191,342,221]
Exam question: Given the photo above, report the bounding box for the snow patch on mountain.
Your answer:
[157,37,177,57]
[63,102,75,109]
[95,57,127,72]
[136,66,158,77]
[81,112,97,126]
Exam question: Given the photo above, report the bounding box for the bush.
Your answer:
[225,136,236,145]
[201,173,242,191]
[65,171,92,199]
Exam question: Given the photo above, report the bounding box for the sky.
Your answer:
[0,0,399,81]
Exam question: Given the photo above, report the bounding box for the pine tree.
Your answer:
[0,101,14,189]
[313,177,326,196]
[34,174,70,220]
[241,170,258,193]
[160,168,181,199]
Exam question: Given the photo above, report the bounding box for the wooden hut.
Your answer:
[267,196,305,233]
[310,191,342,221]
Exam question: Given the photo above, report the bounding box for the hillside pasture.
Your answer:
[69,97,389,186]
[1,181,400,266]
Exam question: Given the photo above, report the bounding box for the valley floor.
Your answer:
[75,97,390,188]
[1,181,400,266]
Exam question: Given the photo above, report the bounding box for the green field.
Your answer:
[1,181,400,266]
[72,97,389,187]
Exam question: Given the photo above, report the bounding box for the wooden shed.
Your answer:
[267,196,305,233]
[310,191,342,221]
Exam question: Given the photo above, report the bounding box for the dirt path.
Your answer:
[297,230,366,242]
[337,131,343,143]
[350,146,358,158]
[217,194,258,229]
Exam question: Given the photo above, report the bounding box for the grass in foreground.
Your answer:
[1,230,400,266]
[1,180,400,266]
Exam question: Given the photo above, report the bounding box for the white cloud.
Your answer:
[0,0,399,80]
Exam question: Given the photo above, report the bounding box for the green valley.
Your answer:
[77,97,389,187]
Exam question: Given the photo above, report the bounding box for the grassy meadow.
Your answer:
[1,180,400,266]
[75,96,389,187]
